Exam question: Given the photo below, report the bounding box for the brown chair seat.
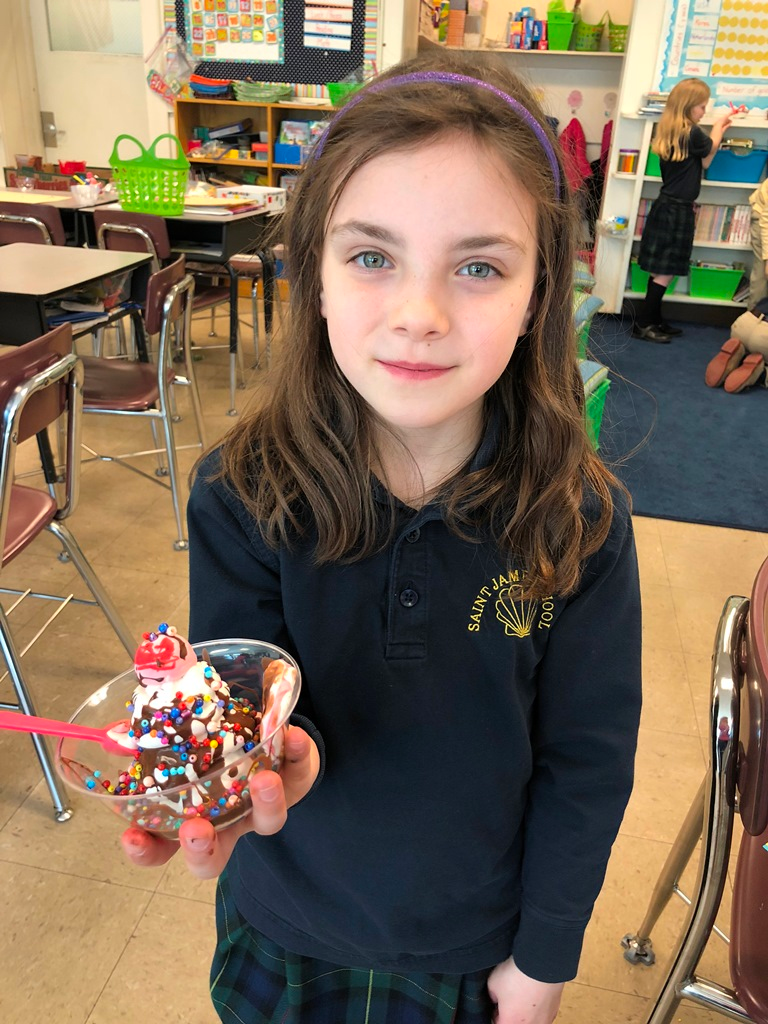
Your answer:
[4,485,57,563]
[80,355,173,411]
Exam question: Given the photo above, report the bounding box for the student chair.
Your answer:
[621,555,768,1023]
[93,208,243,411]
[79,256,206,550]
[0,201,67,246]
[0,323,135,821]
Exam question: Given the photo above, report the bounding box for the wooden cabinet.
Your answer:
[174,98,333,189]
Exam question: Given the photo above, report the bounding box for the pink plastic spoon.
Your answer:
[0,709,135,755]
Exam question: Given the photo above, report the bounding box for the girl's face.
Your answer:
[319,134,538,449]
[689,101,707,123]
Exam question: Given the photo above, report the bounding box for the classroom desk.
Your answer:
[0,187,117,246]
[0,243,152,483]
[0,243,152,346]
[82,202,281,367]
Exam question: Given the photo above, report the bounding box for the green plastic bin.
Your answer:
[547,17,574,50]
[630,260,678,294]
[585,378,610,450]
[645,151,661,177]
[688,265,745,300]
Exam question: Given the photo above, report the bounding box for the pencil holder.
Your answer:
[109,133,189,216]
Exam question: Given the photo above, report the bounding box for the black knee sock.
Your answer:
[641,280,666,327]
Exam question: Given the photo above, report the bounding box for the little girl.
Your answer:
[635,78,732,343]
[122,52,642,1024]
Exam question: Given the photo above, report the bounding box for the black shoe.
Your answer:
[632,324,672,344]
[659,322,683,336]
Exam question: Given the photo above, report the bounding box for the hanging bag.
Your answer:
[109,134,189,216]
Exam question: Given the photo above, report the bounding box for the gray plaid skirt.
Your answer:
[209,870,496,1024]
[638,194,696,276]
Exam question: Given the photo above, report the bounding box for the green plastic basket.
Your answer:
[573,13,606,50]
[109,133,189,216]
[608,18,628,52]
[326,81,360,106]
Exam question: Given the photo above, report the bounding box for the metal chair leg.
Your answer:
[622,777,707,966]
[0,604,73,821]
[46,520,135,658]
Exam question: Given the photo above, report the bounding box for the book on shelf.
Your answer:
[208,118,253,140]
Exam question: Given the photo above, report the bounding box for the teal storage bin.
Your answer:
[705,147,768,183]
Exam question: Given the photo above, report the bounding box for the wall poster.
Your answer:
[655,0,768,111]
[182,0,284,64]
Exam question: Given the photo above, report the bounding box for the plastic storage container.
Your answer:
[585,379,610,450]
[629,261,678,294]
[705,147,768,183]
[546,12,574,50]
[688,265,745,300]
[645,151,662,177]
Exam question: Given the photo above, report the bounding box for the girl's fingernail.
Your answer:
[186,836,213,853]
[127,842,146,858]
[258,778,281,802]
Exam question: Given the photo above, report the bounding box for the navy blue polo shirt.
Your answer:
[187,443,641,983]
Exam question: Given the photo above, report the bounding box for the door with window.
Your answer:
[29,0,167,168]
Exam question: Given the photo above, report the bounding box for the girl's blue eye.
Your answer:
[461,261,495,279]
[354,251,388,269]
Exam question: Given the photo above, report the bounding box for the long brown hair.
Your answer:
[653,78,710,161]
[212,51,623,599]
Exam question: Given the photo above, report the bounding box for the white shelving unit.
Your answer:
[595,0,766,313]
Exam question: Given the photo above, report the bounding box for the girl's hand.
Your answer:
[487,957,565,1024]
[120,725,319,879]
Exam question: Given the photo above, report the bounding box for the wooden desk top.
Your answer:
[0,243,152,298]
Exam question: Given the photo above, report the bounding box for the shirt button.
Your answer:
[399,588,419,608]
[405,529,420,543]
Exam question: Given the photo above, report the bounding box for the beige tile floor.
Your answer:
[1,308,766,1024]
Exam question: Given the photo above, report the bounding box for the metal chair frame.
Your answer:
[622,560,768,1024]
[0,325,135,821]
[79,263,206,550]
[0,211,55,244]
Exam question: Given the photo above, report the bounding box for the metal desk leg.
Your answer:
[227,263,239,417]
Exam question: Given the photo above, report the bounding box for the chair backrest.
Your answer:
[0,323,83,564]
[737,554,768,837]
[93,208,172,268]
[144,255,190,335]
[0,201,67,245]
[727,554,768,1022]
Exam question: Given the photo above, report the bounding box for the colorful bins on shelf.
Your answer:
[547,9,576,50]
[608,17,629,52]
[109,133,189,216]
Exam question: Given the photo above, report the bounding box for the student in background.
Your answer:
[747,176,768,307]
[635,78,732,343]
[121,51,642,1024]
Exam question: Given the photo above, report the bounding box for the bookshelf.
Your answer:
[594,0,768,313]
[173,97,333,190]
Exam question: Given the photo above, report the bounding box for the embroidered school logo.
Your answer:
[495,583,536,637]
[466,569,554,635]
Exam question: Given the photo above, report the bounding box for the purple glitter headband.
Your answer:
[311,70,562,199]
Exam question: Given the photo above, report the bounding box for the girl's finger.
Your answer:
[121,826,178,868]
[248,769,289,834]
[281,726,321,807]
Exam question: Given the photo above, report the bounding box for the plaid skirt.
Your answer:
[209,870,496,1024]
[638,194,696,276]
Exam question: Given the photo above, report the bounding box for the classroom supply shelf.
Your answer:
[174,97,333,189]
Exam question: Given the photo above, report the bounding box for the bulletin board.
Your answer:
[171,0,368,84]
[655,0,768,111]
